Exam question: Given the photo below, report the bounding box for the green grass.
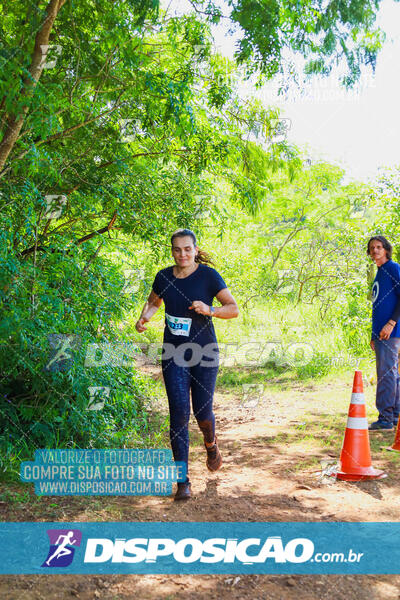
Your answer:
[213,298,371,381]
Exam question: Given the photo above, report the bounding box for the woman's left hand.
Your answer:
[189,301,211,316]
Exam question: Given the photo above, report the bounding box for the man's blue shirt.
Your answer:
[371,259,400,339]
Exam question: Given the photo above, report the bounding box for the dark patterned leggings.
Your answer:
[162,355,219,483]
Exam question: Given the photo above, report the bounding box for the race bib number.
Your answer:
[165,313,192,337]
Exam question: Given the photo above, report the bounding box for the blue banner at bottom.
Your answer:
[1,522,399,574]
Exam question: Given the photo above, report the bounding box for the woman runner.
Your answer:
[135,229,239,500]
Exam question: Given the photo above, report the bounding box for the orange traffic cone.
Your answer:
[336,370,386,480]
[384,420,400,452]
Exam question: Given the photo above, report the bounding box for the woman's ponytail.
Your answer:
[195,248,214,265]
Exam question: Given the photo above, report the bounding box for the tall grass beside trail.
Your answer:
[214,299,371,380]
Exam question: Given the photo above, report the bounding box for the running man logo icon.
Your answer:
[41,529,82,568]
[241,384,264,409]
[45,334,81,372]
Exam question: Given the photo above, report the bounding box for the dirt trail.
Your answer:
[1,365,400,599]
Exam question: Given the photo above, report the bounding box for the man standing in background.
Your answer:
[368,236,400,430]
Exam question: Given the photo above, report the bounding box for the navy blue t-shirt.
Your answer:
[371,259,400,339]
[152,263,227,347]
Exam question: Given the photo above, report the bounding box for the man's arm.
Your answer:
[380,264,400,339]
[390,296,400,324]
[380,299,400,339]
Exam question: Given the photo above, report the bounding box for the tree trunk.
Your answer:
[0,0,67,173]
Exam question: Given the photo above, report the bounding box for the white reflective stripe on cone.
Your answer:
[350,393,365,405]
[346,417,368,429]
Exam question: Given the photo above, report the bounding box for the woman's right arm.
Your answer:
[135,290,163,332]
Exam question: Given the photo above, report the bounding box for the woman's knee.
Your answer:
[170,411,190,431]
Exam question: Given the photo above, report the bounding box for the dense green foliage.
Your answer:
[0,0,398,479]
